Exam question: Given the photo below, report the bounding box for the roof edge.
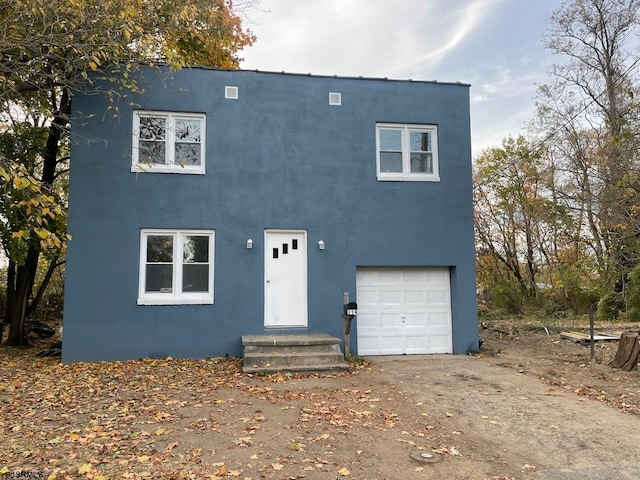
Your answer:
[153,63,471,87]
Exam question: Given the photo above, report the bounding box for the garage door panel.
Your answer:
[357,335,379,355]
[379,270,403,284]
[379,289,403,304]
[427,289,449,306]
[357,288,380,305]
[380,335,405,354]
[426,269,449,284]
[429,311,451,327]
[357,312,380,333]
[379,312,403,326]
[402,269,428,283]
[405,337,428,352]
[404,289,427,304]
[429,336,452,352]
[427,326,451,337]
[404,312,427,328]
[356,267,452,355]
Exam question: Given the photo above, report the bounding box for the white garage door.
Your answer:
[356,267,452,355]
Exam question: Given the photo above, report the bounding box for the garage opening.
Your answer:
[356,267,452,355]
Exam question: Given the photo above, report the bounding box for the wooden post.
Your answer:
[342,291,351,359]
[612,332,640,371]
[589,304,595,363]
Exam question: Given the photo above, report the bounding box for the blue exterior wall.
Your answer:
[62,66,477,362]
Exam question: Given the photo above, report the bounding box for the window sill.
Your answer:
[376,174,440,182]
[137,296,214,306]
[131,164,206,175]
[265,324,308,329]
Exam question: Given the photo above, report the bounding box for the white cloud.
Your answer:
[242,0,502,78]
[390,0,503,77]
[241,0,560,156]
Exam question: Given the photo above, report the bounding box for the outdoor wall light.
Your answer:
[246,239,253,249]
[318,240,325,250]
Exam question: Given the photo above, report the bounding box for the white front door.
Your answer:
[264,230,308,327]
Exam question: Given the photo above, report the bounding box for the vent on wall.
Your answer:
[225,86,238,99]
[329,92,341,106]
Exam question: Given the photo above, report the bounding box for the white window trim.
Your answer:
[375,123,440,182]
[138,229,215,305]
[132,110,206,175]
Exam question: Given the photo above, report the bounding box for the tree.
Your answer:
[473,0,640,316]
[474,136,571,305]
[542,0,640,293]
[0,115,68,345]
[0,0,255,345]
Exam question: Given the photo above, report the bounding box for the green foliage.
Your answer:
[474,136,573,304]
[546,262,600,314]
[0,0,256,265]
[476,1,640,318]
[624,264,640,321]
[597,291,625,321]
[539,299,568,318]
[0,0,256,345]
[485,279,523,315]
[0,156,68,264]
[625,306,640,322]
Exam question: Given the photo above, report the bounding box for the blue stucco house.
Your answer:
[62,66,478,363]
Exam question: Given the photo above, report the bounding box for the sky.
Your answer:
[240,0,563,157]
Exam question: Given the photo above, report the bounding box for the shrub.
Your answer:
[597,291,624,320]
[625,264,640,322]
[486,279,523,314]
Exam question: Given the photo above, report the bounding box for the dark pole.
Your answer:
[589,304,595,363]
[343,291,351,359]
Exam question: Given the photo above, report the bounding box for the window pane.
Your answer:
[410,153,433,173]
[379,129,402,151]
[183,236,209,263]
[175,143,201,166]
[139,141,166,164]
[380,152,403,173]
[183,264,209,292]
[147,236,173,262]
[140,117,166,140]
[175,119,202,143]
[410,131,431,152]
[145,264,173,292]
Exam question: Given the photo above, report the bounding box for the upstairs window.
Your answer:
[132,111,206,174]
[138,229,215,305]
[376,123,439,182]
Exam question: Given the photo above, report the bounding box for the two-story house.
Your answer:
[61,66,478,362]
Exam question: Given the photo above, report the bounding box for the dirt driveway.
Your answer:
[2,322,640,480]
[374,354,640,479]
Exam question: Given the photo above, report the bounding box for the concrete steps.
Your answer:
[241,334,349,374]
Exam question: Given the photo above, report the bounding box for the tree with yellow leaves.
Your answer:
[0,0,255,345]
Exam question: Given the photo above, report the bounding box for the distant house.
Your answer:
[62,66,478,362]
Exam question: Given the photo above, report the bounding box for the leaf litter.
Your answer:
[7,322,637,479]
[0,349,459,480]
